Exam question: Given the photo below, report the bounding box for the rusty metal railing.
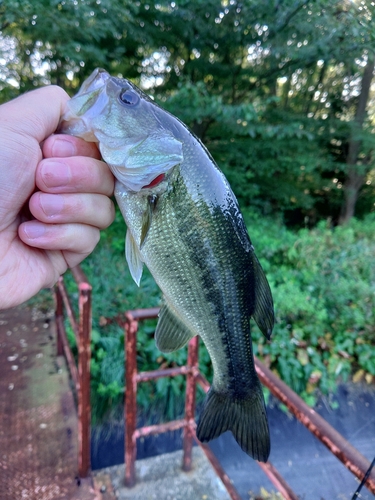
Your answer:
[55,266,92,478]
[254,359,375,494]
[123,308,299,500]
[123,307,375,498]
[54,270,375,497]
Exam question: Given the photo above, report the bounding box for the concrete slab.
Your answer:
[94,447,231,500]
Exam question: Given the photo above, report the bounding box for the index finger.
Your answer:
[36,156,114,196]
[42,134,102,160]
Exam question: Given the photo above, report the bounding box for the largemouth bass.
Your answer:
[59,68,274,461]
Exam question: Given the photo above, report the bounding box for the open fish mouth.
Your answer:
[58,68,110,138]
[79,68,110,93]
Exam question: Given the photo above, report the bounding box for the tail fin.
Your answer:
[196,387,270,462]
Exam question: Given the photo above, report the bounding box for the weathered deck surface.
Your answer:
[0,306,98,500]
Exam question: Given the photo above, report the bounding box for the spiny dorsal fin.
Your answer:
[155,301,195,353]
[125,230,143,286]
[252,254,274,340]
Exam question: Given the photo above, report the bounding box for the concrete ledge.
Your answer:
[94,447,231,500]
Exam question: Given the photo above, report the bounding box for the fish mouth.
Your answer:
[79,68,110,94]
[58,69,111,139]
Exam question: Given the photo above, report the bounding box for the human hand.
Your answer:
[0,86,115,309]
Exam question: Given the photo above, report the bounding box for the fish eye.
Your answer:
[119,90,139,106]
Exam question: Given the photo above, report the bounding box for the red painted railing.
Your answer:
[55,266,375,498]
[55,266,92,478]
[254,359,375,492]
[123,310,245,499]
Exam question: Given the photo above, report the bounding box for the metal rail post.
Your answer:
[182,336,199,472]
[55,279,64,356]
[54,267,93,478]
[75,270,92,478]
[124,312,138,487]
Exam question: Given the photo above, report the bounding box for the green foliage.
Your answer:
[0,0,144,93]
[247,211,375,405]
[1,0,375,221]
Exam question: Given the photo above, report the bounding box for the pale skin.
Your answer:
[0,85,115,310]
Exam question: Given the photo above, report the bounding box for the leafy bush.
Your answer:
[61,209,375,420]
[246,211,375,406]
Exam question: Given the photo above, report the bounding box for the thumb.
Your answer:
[0,86,70,229]
[1,85,70,143]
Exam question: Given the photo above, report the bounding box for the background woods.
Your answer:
[1,0,374,418]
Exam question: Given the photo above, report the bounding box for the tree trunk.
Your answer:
[338,55,374,225]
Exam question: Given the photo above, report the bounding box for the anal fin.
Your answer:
[155,302,195,353]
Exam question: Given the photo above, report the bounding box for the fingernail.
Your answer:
[51,137,76,157]
[23,222,46,239]
[40,193,64,217]
[40,160,71,188]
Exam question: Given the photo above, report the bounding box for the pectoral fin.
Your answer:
[252,255,274,340]
[155,302,195,353]
[125,230,143,286]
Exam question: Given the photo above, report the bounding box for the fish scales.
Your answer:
[118,125,258,388]
[118,168,257,393]
[59,68,274,462]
